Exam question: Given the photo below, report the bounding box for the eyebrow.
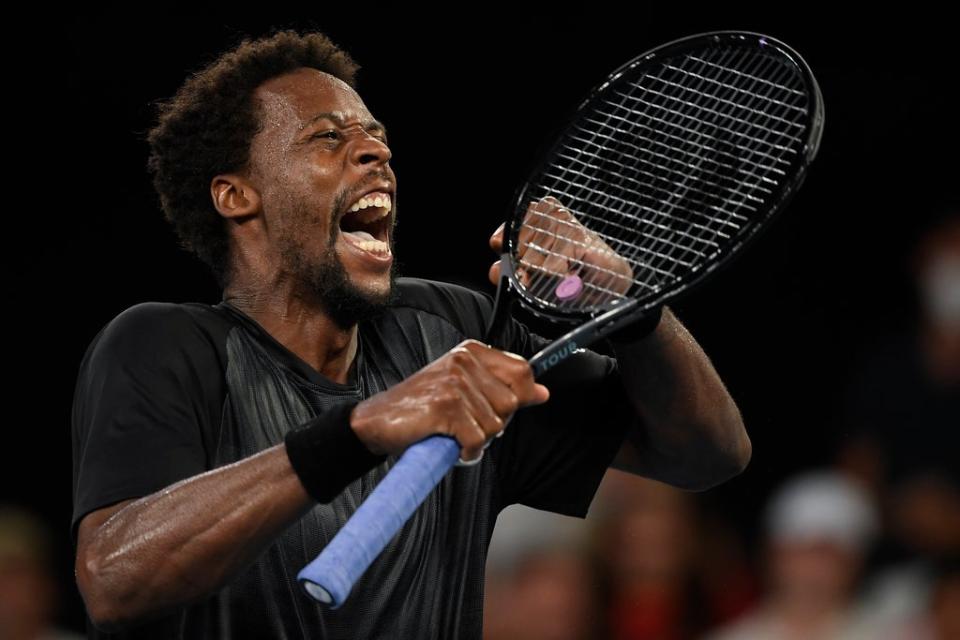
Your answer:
[301,111,389,139]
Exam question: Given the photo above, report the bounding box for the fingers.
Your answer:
[516,198,587,287]
[490,197,592,292]
[455,340,549,407]
[514,196,636,305]
[488,259,501,286]
[444,341,549,461]
[489,222,505,252]
[443,348,509,461]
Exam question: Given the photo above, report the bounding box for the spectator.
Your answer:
[592,473,744,640]
[0,506,83,640]
[484,547,601,640]
[704,471,881,640]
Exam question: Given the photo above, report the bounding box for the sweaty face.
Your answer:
[248,68,399,328]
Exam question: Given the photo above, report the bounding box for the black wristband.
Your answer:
[607,305,663,345]
[284,401,386,503]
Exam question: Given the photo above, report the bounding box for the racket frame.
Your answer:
[500,31,824,331]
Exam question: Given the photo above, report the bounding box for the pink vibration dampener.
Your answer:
[555,275,583,300]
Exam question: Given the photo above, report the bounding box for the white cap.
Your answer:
[765,471,879,551]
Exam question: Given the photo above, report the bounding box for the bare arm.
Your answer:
[75,445,312,632]
[609,307,751,490]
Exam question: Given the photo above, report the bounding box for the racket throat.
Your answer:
[529,299,642,377]
[483,254,517,349]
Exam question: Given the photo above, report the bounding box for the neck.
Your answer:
[223,284,358,385]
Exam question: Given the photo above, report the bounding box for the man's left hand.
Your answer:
[488,196,634,305]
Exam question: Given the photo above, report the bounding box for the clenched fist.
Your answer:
[349,339,550,461]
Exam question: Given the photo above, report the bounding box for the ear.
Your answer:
[211,174,261,221]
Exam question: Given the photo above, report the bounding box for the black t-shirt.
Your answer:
[71,277,635,639]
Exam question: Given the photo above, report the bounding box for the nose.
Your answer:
[350,132,392,167]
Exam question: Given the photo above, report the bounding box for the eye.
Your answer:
[310,129,388,145]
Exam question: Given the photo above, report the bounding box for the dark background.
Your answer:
[8,5,957,631]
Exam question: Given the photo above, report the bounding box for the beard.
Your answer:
[278,196,400,330]
[303,244,400,330]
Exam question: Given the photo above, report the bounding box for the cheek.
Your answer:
[262,159,346,234]
[285,185,336,228]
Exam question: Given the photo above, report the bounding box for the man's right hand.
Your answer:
[349,339,550,461]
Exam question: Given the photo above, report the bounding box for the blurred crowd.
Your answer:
[0,508,84,640]
[484,464,958,640]
[483,212,960,640]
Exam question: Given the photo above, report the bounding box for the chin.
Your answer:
[345,269,392,298]
[303,245,400,328]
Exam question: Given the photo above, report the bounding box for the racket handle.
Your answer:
[297,435,461,607]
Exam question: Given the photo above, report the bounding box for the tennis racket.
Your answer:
[298,30,824,607]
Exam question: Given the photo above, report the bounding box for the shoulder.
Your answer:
[389,277,494,339]
[80,301,228,372]
[393,277,494,316]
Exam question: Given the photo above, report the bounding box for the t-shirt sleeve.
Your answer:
[490,316,634,518]
[71,302,221,545]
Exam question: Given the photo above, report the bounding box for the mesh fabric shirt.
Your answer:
[71,277,635,639]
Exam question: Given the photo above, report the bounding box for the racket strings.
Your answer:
[569,122,777,196]
[662,62,807,113]
[622,50,800,267]
[588,93,794,180]
[522,211,686,278]
[536,170,732,243]
[590,49,793,261]
[684,55,808,97]
[628,83,804,151]
[556,139,765,215]
[595,100,791,177]
[517,42,811,312]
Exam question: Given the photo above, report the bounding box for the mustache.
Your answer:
[345,170,394,209]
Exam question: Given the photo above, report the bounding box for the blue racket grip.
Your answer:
[297,435,461,607]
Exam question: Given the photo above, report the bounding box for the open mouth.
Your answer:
[338,191,393,257]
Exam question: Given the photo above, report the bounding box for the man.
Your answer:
[71,29,750,639]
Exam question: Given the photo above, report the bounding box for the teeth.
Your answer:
[355,239,390,254]
[342,229,391,255]
[344,235,391,255]
[348,192,392,213]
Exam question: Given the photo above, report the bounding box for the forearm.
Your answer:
[611,307,751,489]
[77,445,313,630]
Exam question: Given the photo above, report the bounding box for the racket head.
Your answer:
[500,31,824,326]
